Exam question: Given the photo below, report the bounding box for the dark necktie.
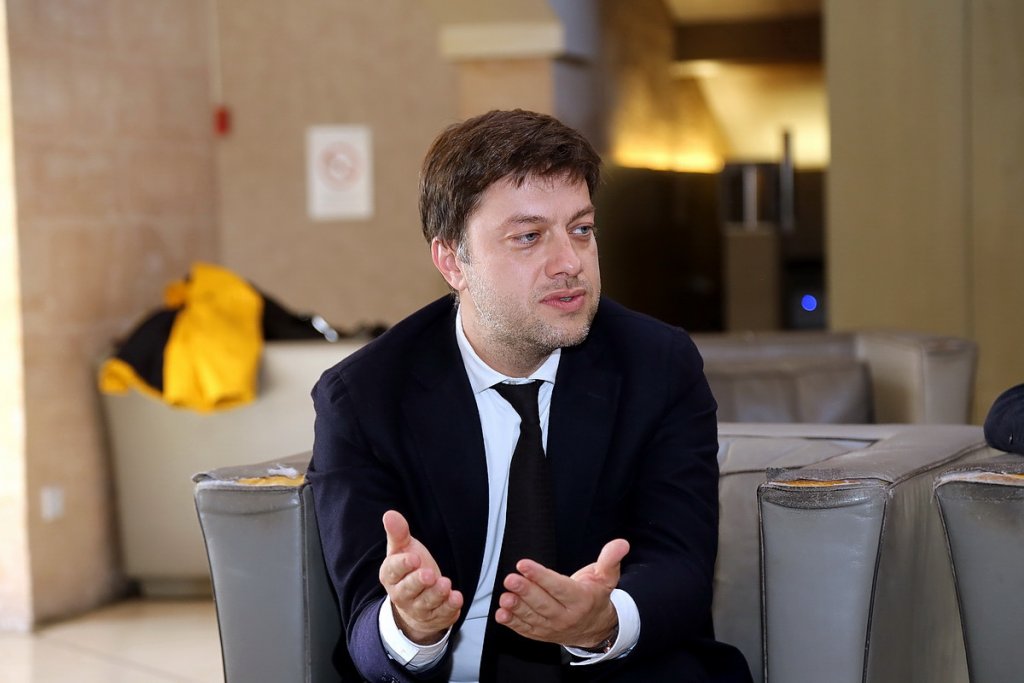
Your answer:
[479,380,562,683]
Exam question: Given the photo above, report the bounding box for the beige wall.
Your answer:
[826,0,1024,420]
[432,0,602,149]
[455,58,555,119]
[3,0,218,626]
[827,0,969,336]
[0,2,31,631]
[424,0,556,25]
[969,0,1024,422]
[215,0,457,329]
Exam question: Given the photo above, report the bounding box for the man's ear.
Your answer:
[431,238,466,292]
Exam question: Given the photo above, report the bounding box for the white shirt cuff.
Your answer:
[564,588,641,665]
[378,596,451,671]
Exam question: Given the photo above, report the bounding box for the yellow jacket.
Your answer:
[99,263,264,412]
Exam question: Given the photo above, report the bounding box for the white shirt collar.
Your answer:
[454,305,560,395]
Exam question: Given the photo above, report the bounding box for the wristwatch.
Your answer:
[582,626,618,654]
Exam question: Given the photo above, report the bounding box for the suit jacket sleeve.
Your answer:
[984,383,1024,455]
[307,367,452,683]
[613,329,720,659]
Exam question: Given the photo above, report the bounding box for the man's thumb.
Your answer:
[595,539,630,582]
[383,510,411,554]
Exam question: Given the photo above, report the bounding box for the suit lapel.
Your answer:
[547,332,621,569]
[401,310,489,599]
[396,300,623,588]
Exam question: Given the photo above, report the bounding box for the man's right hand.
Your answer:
[379,510,463,644]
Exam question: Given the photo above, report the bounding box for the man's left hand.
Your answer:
[494,538,630,649]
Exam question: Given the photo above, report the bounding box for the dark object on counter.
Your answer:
[984,383,1024,455]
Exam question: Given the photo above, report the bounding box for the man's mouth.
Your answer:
[541,289,588,311]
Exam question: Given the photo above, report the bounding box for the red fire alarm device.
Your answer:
[214,106,231,137]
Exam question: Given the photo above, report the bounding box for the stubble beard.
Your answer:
[463,270,599,372]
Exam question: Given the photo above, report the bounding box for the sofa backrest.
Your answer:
[693,330,977,424]
[706,358,870,423]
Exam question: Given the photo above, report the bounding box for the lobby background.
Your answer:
[1,0,1021,631]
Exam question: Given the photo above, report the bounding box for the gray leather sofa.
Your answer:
[194,423,988,683]
[693,331,977,424]
[934,451,1022,683]
[109,330,976,595]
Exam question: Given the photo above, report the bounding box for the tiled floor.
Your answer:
[0,599,223,682]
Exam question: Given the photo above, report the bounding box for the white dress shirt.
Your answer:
[378,306,640,681]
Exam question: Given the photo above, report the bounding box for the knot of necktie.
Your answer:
[492,380,541,429]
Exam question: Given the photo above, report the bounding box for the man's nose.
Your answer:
[546,232,583,278]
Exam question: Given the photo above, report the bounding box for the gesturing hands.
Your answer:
[378,510,463,645]
[495,538,630,650]
[379,511,628,652]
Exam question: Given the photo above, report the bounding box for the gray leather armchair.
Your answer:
[195,424,987,683]
[934,451,1021,683]
[755,424,988,683]
[194,455,341,683]
[693,330,977,424]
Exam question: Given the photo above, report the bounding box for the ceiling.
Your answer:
[665,0,820,23]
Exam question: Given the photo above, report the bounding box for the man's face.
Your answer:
[431,173,601,376]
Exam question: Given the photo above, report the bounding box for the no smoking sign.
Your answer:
[307,125,373,221]
[319,141,362,190]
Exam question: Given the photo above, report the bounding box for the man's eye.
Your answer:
[572,224,594,236]
[515,232,540,244]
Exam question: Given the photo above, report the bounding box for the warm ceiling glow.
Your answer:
[608,62,828,173]
[664,0,822,23]
[608,66,727,174]
[679,62,829,167]
[613,146,723,174]
[669,60,723,79]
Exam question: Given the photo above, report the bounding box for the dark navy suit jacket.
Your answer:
[308,296,744,682]
[984,383,1024,455]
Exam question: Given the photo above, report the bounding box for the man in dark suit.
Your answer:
[984,383,1024,455]
[308,110,751,683]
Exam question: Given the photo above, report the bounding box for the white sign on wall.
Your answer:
[306,125,374,221]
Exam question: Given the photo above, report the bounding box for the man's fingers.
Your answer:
[445,588,465,613]
[397,570,440,605]
[512,561,571,604]
[383,510,410,554]
[390,567,445,610]
[594,539,630,580]
[425,579,465,617]
[394,573,462,620]
[380,553,423,589]
[493,543,629,646]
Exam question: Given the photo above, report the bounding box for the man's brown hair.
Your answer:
[419,109,602,252]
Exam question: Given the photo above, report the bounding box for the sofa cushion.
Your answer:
[706,358,871,423]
